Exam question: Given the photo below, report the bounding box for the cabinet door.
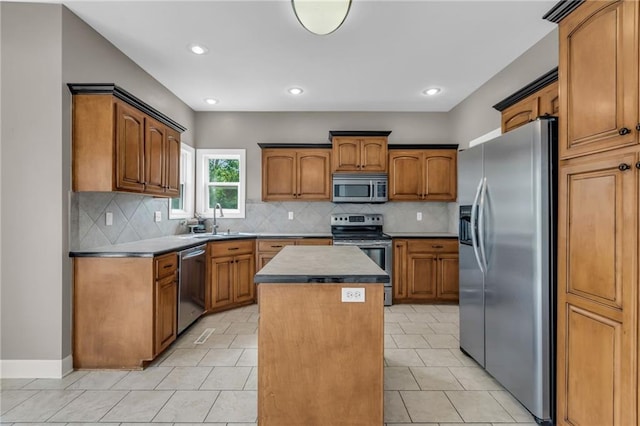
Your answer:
[437,253,459,301]
[423,150,457,201]
[332,138,360,172]
[145,118,166,195]
[559,0,638,159]
[539,81,559,117]
[501,95,539,133]
[360,138,388,172]
[262,150,297,200]
[407,253,437,300]
[389,151,422,200]
[155,275,177,355]
[556,152,637,426]
[115,102,145,192]
[393,240,408,300]
[297,150,331,200]
[165,128,181,197]
[234,253,255,304]
[257,253,276,270]
[210,256,234,309]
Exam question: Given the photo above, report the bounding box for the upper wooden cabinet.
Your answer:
[69,84,186,197]
[329,131,391,173]
[559,0,638,159]
[494,70,559,134]
[261,147,331,201]
[388,148,457,201]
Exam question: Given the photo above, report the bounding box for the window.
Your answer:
[169,144,195,219]
[196,149,246,218]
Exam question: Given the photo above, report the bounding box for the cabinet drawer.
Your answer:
[257,239,295,252]
[407,239,458,253]
[210,239,254,257]
[155,252,178,279]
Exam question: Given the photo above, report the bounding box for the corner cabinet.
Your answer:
[73,252,178,369]
[207,239,256,312]
[69,84,186,197]
[388,146,458,201]
[393,238,459,303]
[261,146,331,201]
[329,131,391,173]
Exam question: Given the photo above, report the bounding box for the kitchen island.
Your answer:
[254,246,388,426]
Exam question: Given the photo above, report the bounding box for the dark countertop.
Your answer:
[254,246,389,284]
[385,232,458,239]
[69,233,333,258]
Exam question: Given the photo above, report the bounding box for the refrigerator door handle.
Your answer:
[478,177,489,271]
[470,178,485,274]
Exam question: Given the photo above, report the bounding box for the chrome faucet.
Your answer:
[212,203,224,234]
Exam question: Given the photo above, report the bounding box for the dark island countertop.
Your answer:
[254,246,389,284]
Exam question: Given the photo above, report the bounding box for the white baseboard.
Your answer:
[0,355,73,378]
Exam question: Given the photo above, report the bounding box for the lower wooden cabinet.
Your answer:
[256,238,332,270]
[73,252,178,369]
[154,253,178,355]
[393,238,459,303]
[207,239,256,312]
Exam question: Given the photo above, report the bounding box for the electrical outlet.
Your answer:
[341,288,365,303]
[105,211,113,226]
[288,211,294,220]
[154,211,162,222]
[417,212,423,221]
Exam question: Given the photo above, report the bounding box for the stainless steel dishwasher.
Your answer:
[178,244,206,334]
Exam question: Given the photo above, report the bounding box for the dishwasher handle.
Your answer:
[182,249,205,259]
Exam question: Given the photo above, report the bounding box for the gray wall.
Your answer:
[195,112,452,200]
[0,3,195,376]
[1,3,65,364]
[450,28,559,149]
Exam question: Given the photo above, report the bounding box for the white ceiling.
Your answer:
[59,0,557,112]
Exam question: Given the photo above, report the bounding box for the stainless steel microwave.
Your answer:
[332,174,388,203]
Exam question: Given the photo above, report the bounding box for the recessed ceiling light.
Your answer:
[204,98,218,105]
[288,87,304,95]
[423,88,441,96]
[189,44,208,55]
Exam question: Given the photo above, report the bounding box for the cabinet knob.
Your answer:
[636,162,640,169]
[432,245,444,249]
[618,163,631,171]
[619,127,631,135]
[636,124,640,132]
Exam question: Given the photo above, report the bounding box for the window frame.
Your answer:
[168,143,195,220]
[195,148,246,219]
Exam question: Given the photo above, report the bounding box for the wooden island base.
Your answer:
[258,283,383,426]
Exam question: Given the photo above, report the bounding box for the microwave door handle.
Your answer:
[370,180,374,201]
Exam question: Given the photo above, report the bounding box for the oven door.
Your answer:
[333,239,393,306]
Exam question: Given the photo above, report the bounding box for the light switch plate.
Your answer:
[288,211,294,220]
[341,288,365,303]
[105,211,113,226]
[154,211,162,222]
[417,212,423,221]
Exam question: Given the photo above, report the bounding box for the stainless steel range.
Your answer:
[331,213,392,306]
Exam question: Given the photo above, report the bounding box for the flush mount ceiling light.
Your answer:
[204,98,218,105]
[288,87,304,95]
[292,0,352,35]
[189,44,208,55]
[423,88,442,96]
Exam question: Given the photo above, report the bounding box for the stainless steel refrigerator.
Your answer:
[458,118,555,425]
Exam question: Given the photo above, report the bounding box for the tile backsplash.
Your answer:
[70,192,458,250]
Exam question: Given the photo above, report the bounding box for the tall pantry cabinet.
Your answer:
[548,1,639,425]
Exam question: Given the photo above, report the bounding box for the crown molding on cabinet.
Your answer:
[542,0,585,23]
[67,83,187,133]
[492,67,558,112]
[328,130,392,141]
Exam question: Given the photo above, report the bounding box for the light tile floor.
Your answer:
[1,304,537,425]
